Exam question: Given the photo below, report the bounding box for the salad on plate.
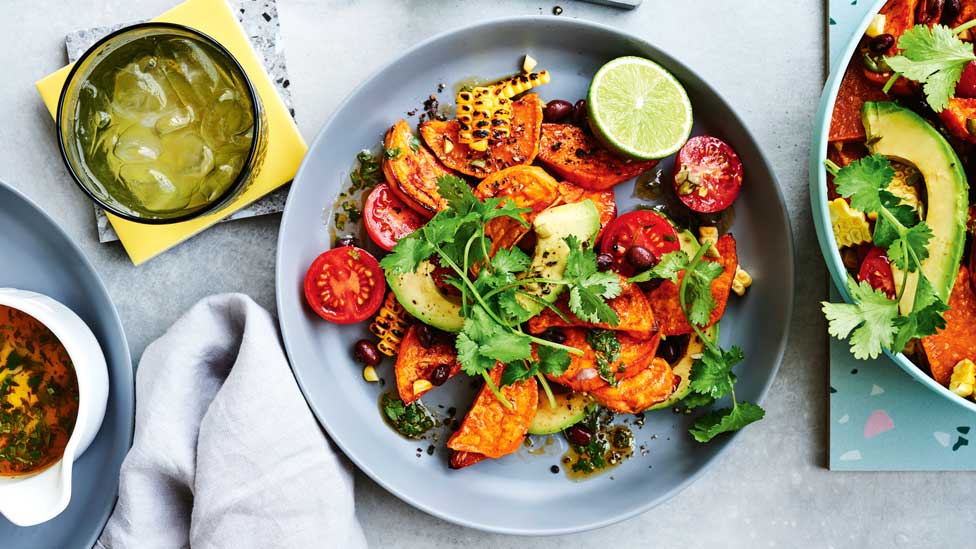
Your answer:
[302,54,761,474]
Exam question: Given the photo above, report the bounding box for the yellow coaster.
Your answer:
[36,0,306,265]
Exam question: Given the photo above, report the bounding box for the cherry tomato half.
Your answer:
[303,246,386,324]
[673,136,743,213]
[857,246,896,299]
[957,61,976,99]
[600,210,680,276]
[364,183,426,251]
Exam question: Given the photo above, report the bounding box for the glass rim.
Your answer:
[55,21,262,225]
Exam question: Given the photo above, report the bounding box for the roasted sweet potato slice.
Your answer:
[922,267,976,386]
[473,165,562,255]
[394,324,461,404]
[829,60,890,143]
[645,234,738,336]
[536,123,658,190]
[590,357,676,414]
[382,119,454,217]
[939,98,976,144]
[420,94,543,178]
[545,328,661,392]
[527,280,658,338]
[447,365,537,463]
[555,180,616,236]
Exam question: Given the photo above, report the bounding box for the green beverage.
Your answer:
[60,25,260,221]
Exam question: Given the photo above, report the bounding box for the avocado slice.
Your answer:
[388,261,464,332]
[528,391,596,435]
[862,101,970,312]
[647,324,718,411]
[515,200,602,315]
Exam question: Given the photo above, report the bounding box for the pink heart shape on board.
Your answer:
[864,410,894,439]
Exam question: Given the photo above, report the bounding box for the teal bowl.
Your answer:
[810,0,976,413]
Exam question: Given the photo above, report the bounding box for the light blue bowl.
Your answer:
[810,0,976,414]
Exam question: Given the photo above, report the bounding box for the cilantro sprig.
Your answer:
[381,176,619,409]
[822,155,949,360]
[883,20,976,111]
[628,243,764,442]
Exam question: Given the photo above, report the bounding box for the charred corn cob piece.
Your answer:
[950,359,976,398]
[495,70,550,99]
[457,87,512,152]
[828,198,872,248]
[369,292,411,357]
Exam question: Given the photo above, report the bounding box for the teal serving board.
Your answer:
[827,0,976,470]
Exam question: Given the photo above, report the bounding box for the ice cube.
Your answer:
[160,130,214,179]
[112,62,169,120]
[118,164,190,212]
[197,151,244,202]
[201,90,254,150]
[113,124,161,163]
[154,105,195,135]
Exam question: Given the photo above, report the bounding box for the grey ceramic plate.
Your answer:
[0,181,133,547]
[276,17,793,535]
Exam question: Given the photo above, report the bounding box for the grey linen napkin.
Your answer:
[95,294,366,549]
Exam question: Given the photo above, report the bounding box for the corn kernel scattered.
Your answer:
[698,226,721,258]
[413,379,433,395]
[828,198,873,248]
[949,359,976,398]
[865,14,887,38]
[362,366,380,383]
[731,265,753,296]
[523,54,538,73]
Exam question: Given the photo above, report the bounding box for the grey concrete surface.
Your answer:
[1,1,970,547]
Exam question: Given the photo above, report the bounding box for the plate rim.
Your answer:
[808,0,976,414]
[276,14,795,535]
[0,179,134,544]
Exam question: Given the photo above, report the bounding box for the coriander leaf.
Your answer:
[421,213,462,247]
[833,154,894,215]
[564,235,622,325]
[689,345,743,399]
[456,332,494,377]
[379,236,434,274]
[497,290,534,324]
[536,346,571,377]
[437,175,479,214]
[680,392,715,409]
[491,247,531,275]
[586,329,621,385]
[886,24,976,112]
[821,277,899,359]
[887,222,933,271]
[501,360,537,386]
[569,285,620,325]
[479,332,533,363]
[891,275,950,351]
[384,147,401,159]
[689,402,765,443]
[481,197,532,224]
[409,135,421,153]
[684,260,724,327]
[628,250,689,284]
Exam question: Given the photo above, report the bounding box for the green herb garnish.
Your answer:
[822,155,949,359]
[380,393,435,439]
[883,20,976,111]
[586,329,621,386]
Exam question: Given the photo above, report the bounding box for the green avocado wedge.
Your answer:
[528,391,597,435]
[647,325,717,411]
[387,261,465,332]
[862,101,969,313]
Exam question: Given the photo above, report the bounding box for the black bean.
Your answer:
[565,424,593,446]
[543,99,573,122]
[335,235,358,248]
[352,339,381,366]
[638,279,663,293]
[430,364,451,386]
[415,324,438,348]
[916,0,944,25]
[656,334,691,364]
[540,328,567,345]
[867,33,895,55]
[626,245,657,271]
[943,0,961,24]
[596,252,614,271]
[572,99,587,127]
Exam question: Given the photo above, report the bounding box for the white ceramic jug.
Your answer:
[0,289,108,527]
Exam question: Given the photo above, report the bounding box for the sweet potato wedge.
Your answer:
[527,279,658,338]
[939,98,976,144]
[447,364,537,462]
[921,267,976,386]
[555,180,616,236]
[420,94,543,178]
[536,123,658,190]
[829,60,890,143]
[645,234,738,336]
[382,119,454,217]
[394,324,461,404]
[590,357,676,414]
[545,328,660,392]
[473,165,562,255]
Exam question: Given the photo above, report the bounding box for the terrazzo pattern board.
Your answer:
[64,0,295,243]
[827,0,976,470]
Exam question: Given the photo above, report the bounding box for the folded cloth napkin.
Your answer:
[95,294,366,549]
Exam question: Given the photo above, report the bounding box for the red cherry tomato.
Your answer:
[303,246,386,323]
[599,210,680,276]
[957,61,976,99]
[857,246,896,299]
[673,136,743,213]
[364,183,426,251]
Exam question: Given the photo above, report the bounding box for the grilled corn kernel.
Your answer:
[950,359,976,398]
[865,14,887,38]
[495,70,550,99]
[370,292,411,357]
[523,54,538,73]
[413,379,433,395]
[731,265,753,296]
[362,366,380,383]
[828,198,873,248]
[888,163,923,217]
[456,86,511,151]
[698,226,721,258]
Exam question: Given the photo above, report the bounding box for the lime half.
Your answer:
[587,56,693,160]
